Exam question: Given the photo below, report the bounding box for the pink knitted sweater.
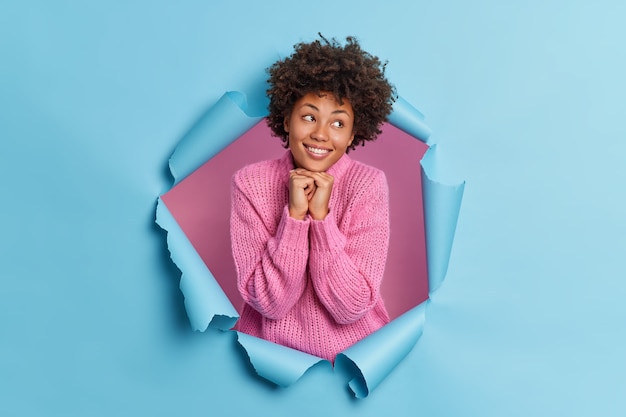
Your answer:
[230,151,390,361]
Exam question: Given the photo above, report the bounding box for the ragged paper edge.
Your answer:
[420,145,466,293]
[388,96,432,144]
[335,301,428,398]
[236,332,330,387]
[156,197,238,331]
[168,91,264,184]
[155,91,263,330]
[155,89,464,397]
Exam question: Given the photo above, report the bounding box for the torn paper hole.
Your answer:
[156,91,464,397]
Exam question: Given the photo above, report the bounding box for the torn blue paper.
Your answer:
[388,95,432,144]
[168,91,264,184]
[335,301,428,398]
[421,146,466,292]
[156,198,238,331]
[236,332,330,387]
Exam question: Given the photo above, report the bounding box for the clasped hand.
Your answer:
[288,169,334,220]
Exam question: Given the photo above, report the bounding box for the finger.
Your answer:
[292,169,318,178]
[304,182,317,196]
[309,173,334,188]
[290,175,315,188]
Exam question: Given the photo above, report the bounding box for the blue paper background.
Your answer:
[2,1,626,416]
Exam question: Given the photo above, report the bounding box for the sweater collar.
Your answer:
[281,150,352,180]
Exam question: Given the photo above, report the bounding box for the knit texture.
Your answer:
[230,150,390,361]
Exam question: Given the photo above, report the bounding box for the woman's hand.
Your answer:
[289,169,334,220]
[288,170,316,220]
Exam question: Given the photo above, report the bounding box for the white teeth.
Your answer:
[306,146,330,155]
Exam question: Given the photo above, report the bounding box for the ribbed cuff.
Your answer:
[275,205,310,250]
[309,213,347,252]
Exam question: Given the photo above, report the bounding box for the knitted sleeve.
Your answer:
[230,173,310,320]
[308,169,390,324]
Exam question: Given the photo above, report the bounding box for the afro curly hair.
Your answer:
[266,34,396,151]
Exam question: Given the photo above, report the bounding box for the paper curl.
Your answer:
[156,90,463,397]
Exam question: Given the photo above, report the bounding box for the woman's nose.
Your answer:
[311,124,329,141]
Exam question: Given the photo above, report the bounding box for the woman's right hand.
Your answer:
[288,170,316,220]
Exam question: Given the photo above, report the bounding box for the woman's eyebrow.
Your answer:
[301,103,350,115]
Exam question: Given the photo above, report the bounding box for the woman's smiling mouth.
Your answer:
[305,145,331,155]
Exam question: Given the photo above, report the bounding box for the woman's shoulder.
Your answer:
[233,156,288,188]
[344,158,387,187]
[332,158,388,204]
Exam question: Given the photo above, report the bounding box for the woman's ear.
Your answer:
[283,115,290,133]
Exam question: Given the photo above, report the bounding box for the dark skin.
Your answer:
[284,92,355,221]
[288,169,334,220]
[266,36,395,151]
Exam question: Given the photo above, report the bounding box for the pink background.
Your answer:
[162,121,429,320]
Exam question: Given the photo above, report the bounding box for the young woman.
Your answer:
[230,36,396,361]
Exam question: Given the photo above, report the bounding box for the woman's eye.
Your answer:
[332,120,344,128]
[303,115,315,122]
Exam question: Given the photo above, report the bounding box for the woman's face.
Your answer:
[284,91,355,172]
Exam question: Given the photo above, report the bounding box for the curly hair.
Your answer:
[266,35,396,151]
